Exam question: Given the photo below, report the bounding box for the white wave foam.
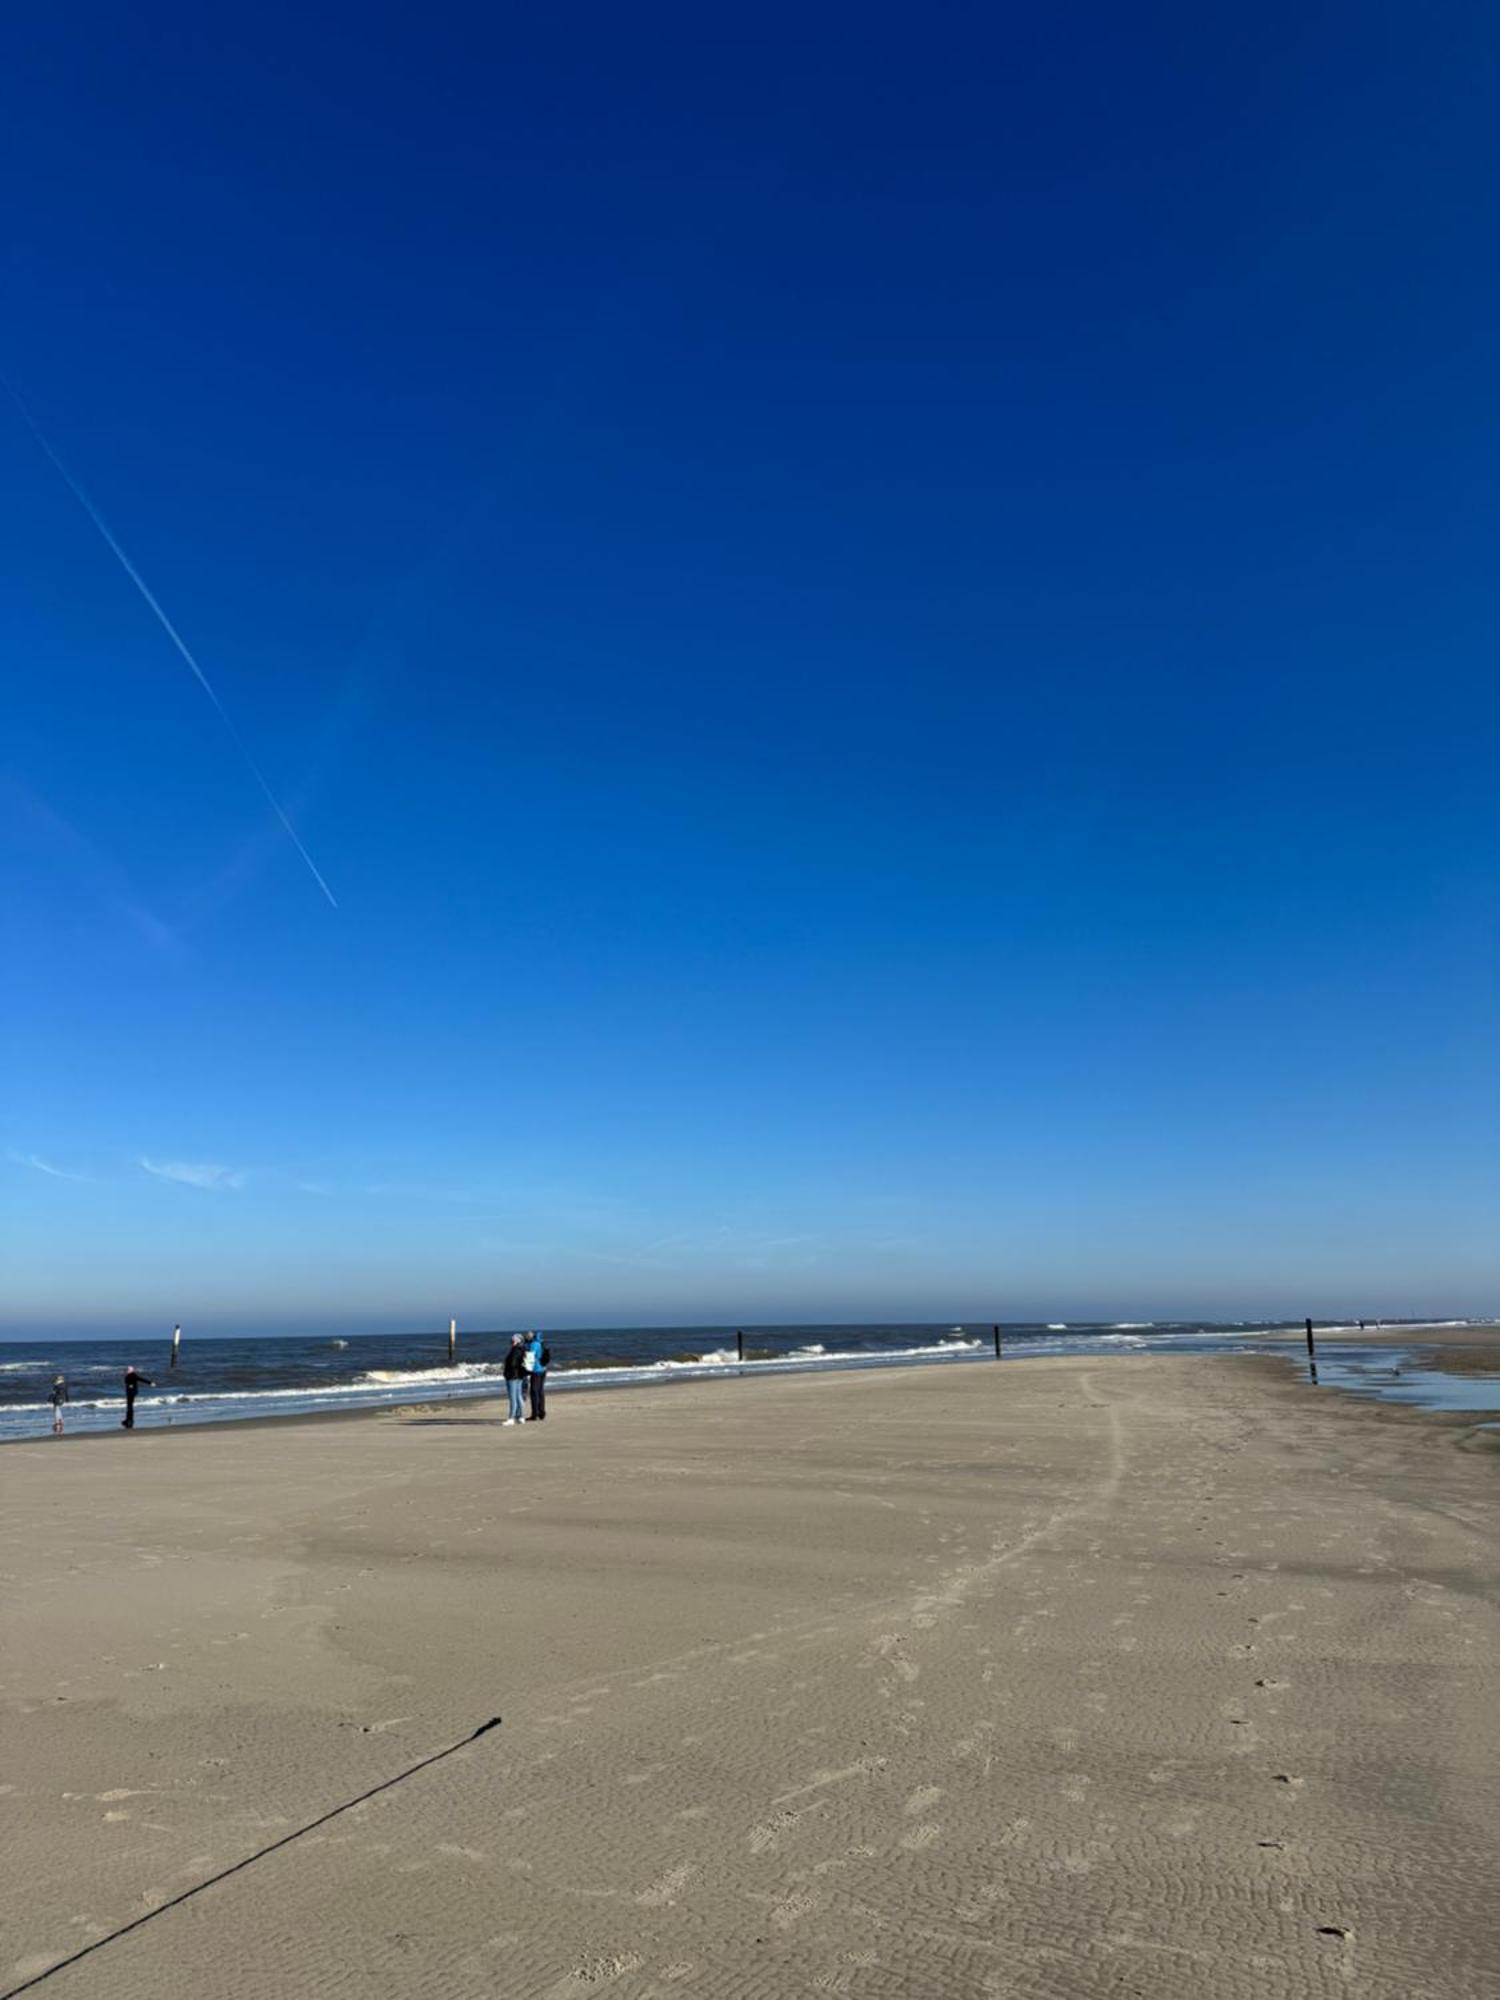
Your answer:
[360,1363,503,1387]
[644,1348,740,1371]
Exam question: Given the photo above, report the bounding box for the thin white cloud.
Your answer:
[2,777,188,961]
[139,1156,245,1192]
[8,1150,89,1182]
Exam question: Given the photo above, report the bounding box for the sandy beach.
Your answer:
[3,1351,1497,1999]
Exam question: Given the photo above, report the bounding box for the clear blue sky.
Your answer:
[3,2,1496,1335]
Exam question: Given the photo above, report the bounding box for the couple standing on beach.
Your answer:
[502,1332,548,1425]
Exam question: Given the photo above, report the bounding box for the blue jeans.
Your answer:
[506,1379,525,1421]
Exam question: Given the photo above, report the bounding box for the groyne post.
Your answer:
[736,1329,744,1365]
[1305,1316,1319,1385]
[993,1323,1002,1359]
[449,1317,457,1365]
[170,1323,181,1369]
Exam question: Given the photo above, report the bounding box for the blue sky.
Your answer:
[4,2,1496,1335]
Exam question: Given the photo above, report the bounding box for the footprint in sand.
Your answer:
[749,1805,820,1855]
[903,1786,944,1816]
[770,1888,822,1930]
[636,1864,695,1908]
[559,1952,645,1988]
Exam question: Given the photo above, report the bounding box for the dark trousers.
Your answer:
[123,1395,136,1429]
[528,1373,546,1420]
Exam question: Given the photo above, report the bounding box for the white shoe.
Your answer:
[502,1418,516,1426]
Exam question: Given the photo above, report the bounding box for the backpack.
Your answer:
[539,1345,551,1370]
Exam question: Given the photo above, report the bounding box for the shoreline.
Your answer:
[8,1321,1498,1450]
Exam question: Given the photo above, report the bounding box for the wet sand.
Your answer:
[3,1353,1497,1999]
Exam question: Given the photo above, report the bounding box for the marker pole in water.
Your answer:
[993,1323,1002,1359]
[170,1323,181,1370]
[449,1318,457,1366]
[1305,1317,1318,1385]
[736,1329,744,1365]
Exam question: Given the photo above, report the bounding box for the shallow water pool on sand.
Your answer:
[1301,1343,1500,1425]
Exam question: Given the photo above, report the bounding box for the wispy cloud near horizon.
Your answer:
[8,1150,90,1182]
[139,1156,245,1191]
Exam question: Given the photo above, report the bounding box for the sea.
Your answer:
[4,1317,1491,1443]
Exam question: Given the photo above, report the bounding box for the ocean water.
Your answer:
[2,1320,1490,1444]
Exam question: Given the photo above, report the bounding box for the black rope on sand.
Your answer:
[0,1717,503,1999]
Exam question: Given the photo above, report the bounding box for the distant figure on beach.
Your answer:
[502,1335,528,1426]
[50,1375,68,1436]
[121,1365,153,1430]
[527,1332,549,1422]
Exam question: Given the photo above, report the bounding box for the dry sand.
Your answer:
[3,1353,1497,1999]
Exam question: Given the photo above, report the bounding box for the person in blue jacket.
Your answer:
[526,1331,549,1422]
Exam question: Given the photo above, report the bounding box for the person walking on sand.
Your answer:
[527,1331,549,1422]
[50,1374,68,1435]
[121,1364,153,1430]
[502,1334,528,1426]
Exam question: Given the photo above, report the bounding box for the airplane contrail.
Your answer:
[4,382,338,908]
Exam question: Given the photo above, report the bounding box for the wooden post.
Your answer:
[1305,1316,1318,1385]
[736,1329,744,1364]
[170,1323,181,1369]
[448,1317,457,1365]
[993,1323,1002,1359]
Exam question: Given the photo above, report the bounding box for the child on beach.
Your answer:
[50,1375,68,1435]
